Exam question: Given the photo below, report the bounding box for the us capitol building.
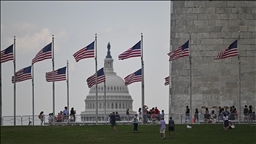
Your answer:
[80,43,136,121]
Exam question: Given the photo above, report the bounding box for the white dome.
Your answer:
[89,73,129,94]
[81,43,136,121]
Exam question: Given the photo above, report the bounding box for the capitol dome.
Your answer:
[81,43,136,121]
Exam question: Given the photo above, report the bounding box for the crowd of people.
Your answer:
[38,104,254,129]
[37,104,255,139]
[192,105,255,124]
[112,105,165,123]
[108,109,175,139]
[38,106,76,125]
[138,105,165,124]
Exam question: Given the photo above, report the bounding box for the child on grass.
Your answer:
[133,114,139,133]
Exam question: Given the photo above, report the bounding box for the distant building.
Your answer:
[81,43,136,121]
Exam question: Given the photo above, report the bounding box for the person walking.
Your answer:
[168,117,175,138]
[62,106,69,122]
[138,108,142,121]
[223,113,229,131]
[159,117,166,139]
[38,111,45,126]
[243,105,249,123]
[133,114,139,133]
[185,106,190,124]
[195,108,199,123]
[161,110,165,119]
[126,109,130,121]
[70,107,76,122]
[110,112,118,132]
[248,105,253,123]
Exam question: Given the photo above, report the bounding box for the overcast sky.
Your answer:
[1,1,170,117]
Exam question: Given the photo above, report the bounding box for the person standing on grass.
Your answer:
[243,105,249,123]
[161,110,165,119]
[223,113,229,131]
[248,105,253,123]
[110,112,118,132]
[195,108,199,123]
[126,109,130,121]
[70,107,76,122]
[62,106,69,122]
[185,106,190,124]
[159,117,166,139]
[138,108,142,121]
[38,111,45,126]
[133,114,139,133]
[168,117,175,138]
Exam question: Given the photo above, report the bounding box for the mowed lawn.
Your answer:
[1,124,256,144]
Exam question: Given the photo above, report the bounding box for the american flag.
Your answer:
[46,67,66,82]
[168,40,189,61]
[1,44,13,63]
[124,69,142,86]
[118,41,141,60]
[86,68,105,88]
[73,41,94,62]
[164,76,169,86]
[11,66,32,83]
[215,40,238,60]
[32,43,52,64]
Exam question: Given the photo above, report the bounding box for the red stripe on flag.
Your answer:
[124,73,142,86]
[118,48,141,60]
[168,48,189,61]
[73,48,94,62]
[45,71,66,82]
[12,69,32,83]
[32,51,52,64]
[164,76,169,86]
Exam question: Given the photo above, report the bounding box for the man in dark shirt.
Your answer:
[185,106,190,123]
[115,112,121,121]
[168,117,175,138]
[110,112,118,132]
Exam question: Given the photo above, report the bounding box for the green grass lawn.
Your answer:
[1,124,256,144]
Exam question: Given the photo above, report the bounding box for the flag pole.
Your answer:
[95,33,98,124]
[104,44,107,122]
[104,80,106,122]
[238,31,241,124]
[32,64,35,125]
[13,36,16,126]
[52,35,55,118]
[141,33,145,123]
[169,1,173,116]
[67,60,69,113]
[0,45,2,126]
[189,31,192,123]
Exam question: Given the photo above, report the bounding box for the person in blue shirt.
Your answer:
[62,106,69,122]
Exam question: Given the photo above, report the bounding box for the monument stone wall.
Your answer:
[170,1,256,116]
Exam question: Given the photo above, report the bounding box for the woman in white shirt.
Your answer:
[133,114,139,133]
[223,113,229,131]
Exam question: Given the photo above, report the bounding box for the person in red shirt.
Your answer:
[155,107,160,114]
[126,109,130,121]
[154,107,160,121]
[233,108,238,120]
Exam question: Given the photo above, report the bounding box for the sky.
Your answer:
[1,1,170,117]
